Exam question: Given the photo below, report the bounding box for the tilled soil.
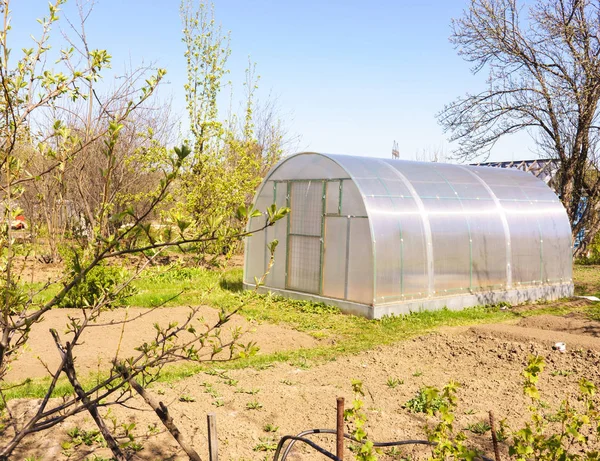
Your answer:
[7,306,319,382]
[7,310,600,461]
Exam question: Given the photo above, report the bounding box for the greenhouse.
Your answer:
[243,152,573,319]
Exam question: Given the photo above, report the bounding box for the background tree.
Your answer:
[179,0,294,250]
[438,0,600,256]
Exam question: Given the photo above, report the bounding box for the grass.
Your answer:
[7,264,600,404]
[573,264,600,298]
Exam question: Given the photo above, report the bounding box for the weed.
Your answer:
[236,388,260,395]
[465,420,491,435]
[253,437,277,452]
[280,379,295,386]
[550,370,572,377]
[404,387,447,414]
[224,378,239,386]
[263,423,279,433]
[246,400,263,410]
[386,377,403,388]
[412,370,423,377]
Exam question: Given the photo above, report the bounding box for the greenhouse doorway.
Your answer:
[286,180,324,295]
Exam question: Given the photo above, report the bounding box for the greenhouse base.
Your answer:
[243,282,574,320]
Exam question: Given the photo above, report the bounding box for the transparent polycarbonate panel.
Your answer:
[323,217,348,299]
[519,185,560,202]
[537,204,573,282]
[329,155,413,198]
[408,180,456,199]
[366,196,402,302]
[430,163,479,183]
[347,218,373,304]
[397,209,429,296]
[275,181,288,207]
[366,195,428,301]
[287,235,321,293]
[486,185,532,201]
[290,181,323,236]
[341,180,367,216]
[466,201,508,288]
[471,165,537,186]
[326,181,340,214]
[423,198,471,293]
[268,153,349,181]
[502,201,543,284]
[244,184,274,285]
[265,181,289,288]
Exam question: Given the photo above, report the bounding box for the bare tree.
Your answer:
[438,0,600,256]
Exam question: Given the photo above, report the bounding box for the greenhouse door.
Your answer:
[286,180,324,294]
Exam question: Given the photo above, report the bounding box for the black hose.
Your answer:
[273,435,340,461]
[274,428,495,461]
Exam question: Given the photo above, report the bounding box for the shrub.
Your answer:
[58,262,135,308]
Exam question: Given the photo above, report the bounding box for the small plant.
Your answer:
[224,378,239,386]
[236,387,260,395]
[212,399,224,407]
[386,377,403,389]
[201,382,220,398]
[263,423,279,433]
[384,447,404,457]
[550,369,572,377]
[344,380,379,461]
[465,420,491,435]
[404,387,448,414]
[280,379,294,386]
[412,370,423,377]
[253,437,277,452]
[246,400,263,410]
[179,394,196,403]
[66,427,106,447]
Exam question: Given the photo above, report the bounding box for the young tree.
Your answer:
[180,1,291,239]
[438,0,600,256]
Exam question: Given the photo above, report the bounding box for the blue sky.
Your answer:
[13,0,534,162]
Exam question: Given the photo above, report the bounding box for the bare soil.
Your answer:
[7,308,600,461]
[7,306,318,382]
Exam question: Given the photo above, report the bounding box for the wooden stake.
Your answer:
[489,410,501,461]
[337,397,345,461]
[207,413,218,461]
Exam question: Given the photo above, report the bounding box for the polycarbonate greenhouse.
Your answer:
[243,153,574,319]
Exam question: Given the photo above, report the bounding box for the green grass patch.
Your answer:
[573,265,600,297]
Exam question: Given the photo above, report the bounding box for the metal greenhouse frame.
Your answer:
[243,153,573,319]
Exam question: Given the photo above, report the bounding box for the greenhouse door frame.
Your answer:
[284,179,326,295]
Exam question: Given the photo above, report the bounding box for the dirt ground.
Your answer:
[6,306,319,382]
[7,308,600,461]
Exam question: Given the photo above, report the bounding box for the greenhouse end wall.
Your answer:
[243,153,574,319]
